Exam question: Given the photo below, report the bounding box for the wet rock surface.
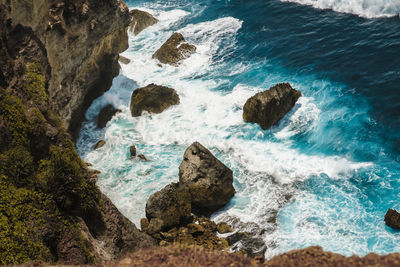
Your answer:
[97,104,121,128]
[152,32,196,66]
[94,140,106,149]
[179,142,235,212]
[243,83,301,130]
[385,209,400,230]
[129,9,158,35]
[130,84,180,117]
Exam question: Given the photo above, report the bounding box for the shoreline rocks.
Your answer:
[152,32,196,66]
[129,9,158,35]
[130,84,180,117]
[140,142,235,251]
[179,142,236,213]
[243,83,301,130]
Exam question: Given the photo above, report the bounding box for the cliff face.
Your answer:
[1,0,130,138]
[0,1,155,265]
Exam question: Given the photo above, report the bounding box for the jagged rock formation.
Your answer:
[140,143,234,251]
[179,142,236,212]
[243,83,302,130]
[129,9,158,35]
[152,32,196,66]
[97,104,121,129]
[385,209,400,230]
[0,2,155,265]
[0,0,131,139]
[145,183,192,233]
[130,84,180,117]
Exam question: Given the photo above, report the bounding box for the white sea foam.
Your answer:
[280,0,400,18]
[78,5,378,256]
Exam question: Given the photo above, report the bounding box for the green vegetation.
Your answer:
[0,175,53,264]
[23,63,47,103]
[0,59,99,263]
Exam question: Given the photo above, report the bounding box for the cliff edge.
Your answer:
[1,0,130,138]
[0,1,155,265]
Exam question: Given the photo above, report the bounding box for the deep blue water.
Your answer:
[78,0,400,258]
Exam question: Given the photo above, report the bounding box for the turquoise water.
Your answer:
[77,0,400,258]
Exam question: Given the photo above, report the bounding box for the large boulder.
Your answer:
[130,84,180,117]
[152,32,196,66]
[179,142,235,212]
[385,209,400,230]
[129,9,158,35]
[145,183,192,232]
[243,83,302,130]
[97,104,121,128]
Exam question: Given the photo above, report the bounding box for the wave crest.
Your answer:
[280,0,400,18]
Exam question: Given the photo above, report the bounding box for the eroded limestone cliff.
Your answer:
[1,0,130,138]
[0,1,155,265]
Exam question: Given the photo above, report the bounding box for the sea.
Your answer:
[77,0,400,258]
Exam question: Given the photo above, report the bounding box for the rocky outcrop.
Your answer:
[1,0,131,139]
[152,32,196,66]
[130,84,180,117]
[140,143,235,251]
[97,105,121,128]
[129,9,158,35]
[243,83,302,130]
[385,209,400,230]
[145,183,192,233]
[0,2,155,265]
[179,142,236,212]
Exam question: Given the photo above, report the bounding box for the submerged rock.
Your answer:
[145,183,192,232]
[152,32,196,66]
[94,140,106,149]
[129,9,158,35]
[179,142,235,212]
[385,209,400,230]
[243,83,301,130]
[138,154,149,161]
[119,55,131,64]
[97,104,121,128]
[129,145,137,159]
[130,84,180,117]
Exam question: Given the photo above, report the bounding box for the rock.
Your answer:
[147,218,164,236]
[138,154,149,161]
[130,84,180,117]
[145,183,192,233]
[226,232,266,258]
[198,217,218,232]
[141,218,149,232]
[179,142,235,212]
[129,9,158,35]
[152,32,196,66]
[119,55,131,64]
[187,223,206,236]
[130,145,137,159]
[385,209,400,230]
[97,104,121,128]
[94,140,106,149]
[243,83,302,130]
[217,222,234,234]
